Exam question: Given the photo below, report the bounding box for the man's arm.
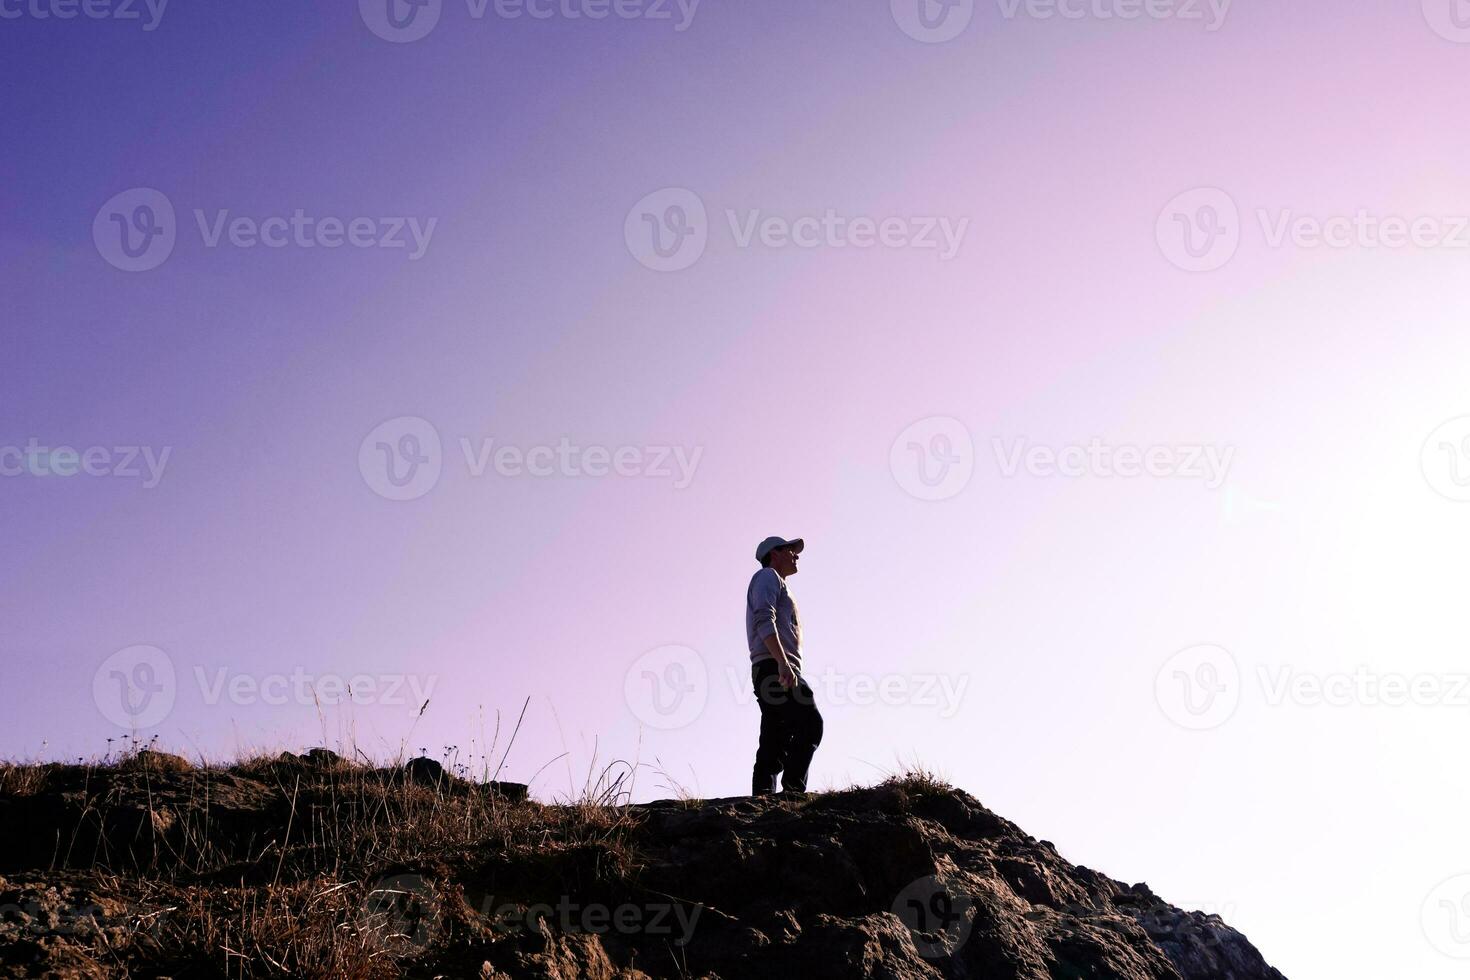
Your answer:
[762,633,798,689]
[751,570,797,689]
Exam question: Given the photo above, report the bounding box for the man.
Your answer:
[746,535,823,795]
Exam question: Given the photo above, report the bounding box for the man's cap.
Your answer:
[755,536,805,563]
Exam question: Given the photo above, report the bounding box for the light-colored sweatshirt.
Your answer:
[746,567,801,670]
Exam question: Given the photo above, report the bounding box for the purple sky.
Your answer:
[8,2,1470,976]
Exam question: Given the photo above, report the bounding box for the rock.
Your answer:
[488,780,530,802]
[400,758,527,801]
[116,750,191,774]
[0,766,1286,979]
[404,756,449,787]
[304,748,344,768]
[791,912,945,979]
[272,748,350,772]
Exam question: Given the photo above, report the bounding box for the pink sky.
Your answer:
[7,2,1470,976]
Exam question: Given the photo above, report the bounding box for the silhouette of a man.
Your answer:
[747,536,823,795]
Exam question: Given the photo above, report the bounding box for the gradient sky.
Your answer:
[8,2,1470,977]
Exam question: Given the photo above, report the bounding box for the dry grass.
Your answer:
[0,760,53,796]
[1,738,957,978]
[137,877,407,980]
[0,743,657,979]
[879,760,954,796]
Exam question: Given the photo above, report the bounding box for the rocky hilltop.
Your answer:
[0,751,1285,979]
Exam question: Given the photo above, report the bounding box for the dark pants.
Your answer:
[751,658,823,795]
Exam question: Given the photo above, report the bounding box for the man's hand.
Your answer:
[778,662,797,690]
[762,633,798,689]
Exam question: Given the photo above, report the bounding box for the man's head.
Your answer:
[756,536,803,576]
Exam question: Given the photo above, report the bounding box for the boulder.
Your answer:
[116,750,191,773]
